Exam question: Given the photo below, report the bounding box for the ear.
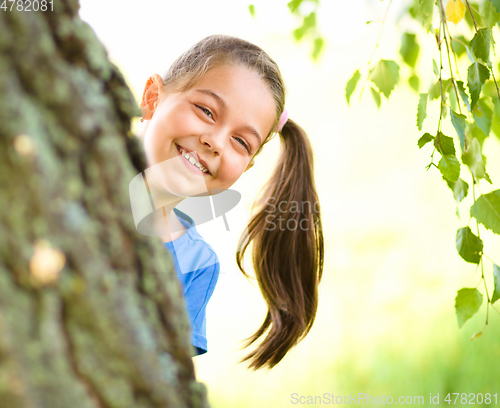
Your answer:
[244,159,255,172]
[140,74,163,120]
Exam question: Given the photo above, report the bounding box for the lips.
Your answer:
[176,144,212,175]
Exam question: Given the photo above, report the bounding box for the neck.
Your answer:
[143,172,188,241]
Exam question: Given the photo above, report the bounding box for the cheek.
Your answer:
[141,126,160,166]
[216,157,247,183]
[146,109,193,151]
[165,106,196,135]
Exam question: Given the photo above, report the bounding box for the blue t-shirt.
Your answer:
[163,207,220,356]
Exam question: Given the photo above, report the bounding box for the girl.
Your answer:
[137,34,324,370]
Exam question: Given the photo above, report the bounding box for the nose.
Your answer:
[199,128,226,156]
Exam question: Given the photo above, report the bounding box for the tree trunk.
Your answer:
[0,2,209,407]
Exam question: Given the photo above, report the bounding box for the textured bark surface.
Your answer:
[0,2,209,407]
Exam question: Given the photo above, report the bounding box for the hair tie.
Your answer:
[277,108,288,132]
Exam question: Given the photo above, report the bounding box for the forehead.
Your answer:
[189,65,277,135]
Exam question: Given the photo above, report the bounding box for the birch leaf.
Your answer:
[446,0,466,25]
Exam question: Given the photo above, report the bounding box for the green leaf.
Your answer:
[473,97,494,137]
[287,0,303,13]
[293,12,316,41]
[470,189,500,234]
[467,61,491,110]
[466,44,476,64]
[448,84,458,111]
[480,0,500,28]
[293,28,303,41]
[451,36,467,57]
[456,226,483,263]
[490,0,500,13]
[464,2,482,29]
[371,87,381,108]
[417,93,427,130]
[409,75,420,92]
[471,331,483,340]
[446,177,469,203]
[467,121,487,147]
[346,70,361,105]
[248,4,256,17]
[434,132,456,155]
[429,78,451,100]
[400,33,420,68]
[418,132,434,148]
[470,28,491,63]
[370,60,400,99]
[461,137,491,182]
[483,80,500,105]
[492,264,500,304]
[419,0,434,28]
[455,288,483,328]
[429,81,440,100]
[450,110,467,152]
[432,59,439,77]
[438,155,460,182]
[492,110,500,140]
[312,36,324,60]
[409,0,419,18]
[456,80,471,112]
[494,96,500,118]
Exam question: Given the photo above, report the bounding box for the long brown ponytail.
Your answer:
[236,118,324,370]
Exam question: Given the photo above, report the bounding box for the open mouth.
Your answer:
[176,144,211,174]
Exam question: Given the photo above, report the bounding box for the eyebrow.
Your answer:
[195,89,226,107]
[194,89,262,144]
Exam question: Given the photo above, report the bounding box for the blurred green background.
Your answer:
[79,0,500,406]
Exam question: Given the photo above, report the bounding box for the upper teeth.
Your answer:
[178,146,209,173]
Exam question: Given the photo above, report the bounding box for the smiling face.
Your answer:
[140,64,277,197]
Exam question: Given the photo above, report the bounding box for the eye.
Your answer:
[234,136,250,153]
[196,105,213,119]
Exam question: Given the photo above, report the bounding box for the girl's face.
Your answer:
[141,64,277,197]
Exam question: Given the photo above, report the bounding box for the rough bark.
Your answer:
[0,2,209,407]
